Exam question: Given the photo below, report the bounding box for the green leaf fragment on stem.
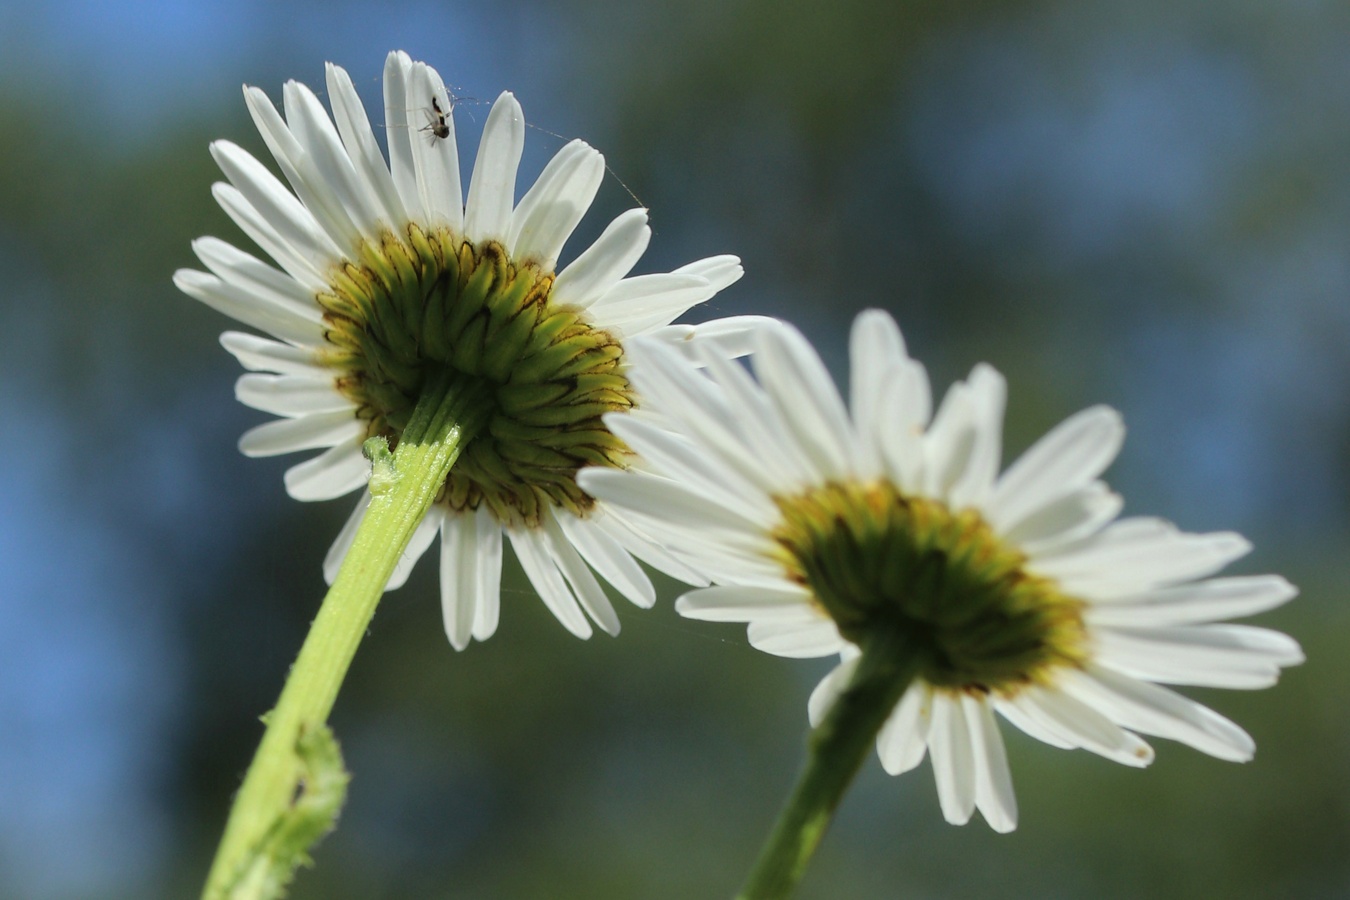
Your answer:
[218,724,350,900]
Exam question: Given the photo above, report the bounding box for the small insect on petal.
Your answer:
[420,96,451,142]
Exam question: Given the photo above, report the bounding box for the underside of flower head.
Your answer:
[176,50,753,647]
[322,223,635,526]
[772,481,1088,694]
[581,309,1303,833]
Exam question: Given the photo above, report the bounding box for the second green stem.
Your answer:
[738,628,921,900]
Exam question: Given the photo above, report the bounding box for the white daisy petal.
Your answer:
[604,414,775,518]
[382,50,424,223]
[614,511,789,587]
[945,364,1006,511]
[987,406,1124,532]
[463,91,525,244]
[1091,624,1303,689]
[929,695,978,826]
[1034,520,1251,596]
[438,508,505,648]
[556,512,655,609]
[325,61,408,230]
[962,695,1017,833]
[540,511,620,635]
[282,438,370,501]
[233,373,352,417]
[238,411,365,457]
[281,79,384,236]
[209,140,344,269]
[439,511,480,650]
[603,259,745,337]
[849,309,909,478]
[807,654,859,727]
[234,373,353,417]
[877,682,934,775]
[923,381,976,500]
[219,332,327,377]
[407,62,464,231]
[1061,666,1255,762]
[1085,575,1298,625]
[604,505,774,572]
[243,85,363,251]
[694,343,818,488]
[591,274,715,330]
[471,507,504,641]
[993,695,1078,750]
[592,517,711,585]
[849,310,907,420]
[654,314,767,363]
[673,255,745,293]
[590,506,712,588]
[753,321,858,479]
[875,357,933,493]
[507,526,592,640]
[621,340,791,494]
[578,464,774,536]
[1004,482,1123,552]
[746,616,845,659]
[174,269,323,347]
[550,208,650,309]
[1016,686,1154,767]
[192,236,323,322]
[508,139,605,268]
[675,585,813,622]
[210,182,328,292]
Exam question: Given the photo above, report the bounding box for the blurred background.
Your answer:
[0,0,1345,897]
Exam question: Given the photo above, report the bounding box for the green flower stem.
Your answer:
[738,628,922,900]
[202,367,492,900]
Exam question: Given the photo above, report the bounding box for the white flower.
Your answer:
[579,310,1303,833]
[175,51,754,648]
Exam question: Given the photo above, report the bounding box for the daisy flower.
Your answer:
[175,51,749,648]
[579,310,1302,834]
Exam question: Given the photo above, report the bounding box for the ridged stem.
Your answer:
[202,368,492,899]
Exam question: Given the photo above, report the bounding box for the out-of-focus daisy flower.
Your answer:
[580,310,1302,833]
[175,51,749,648]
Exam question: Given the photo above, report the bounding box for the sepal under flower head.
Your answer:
[580,310,1303,833]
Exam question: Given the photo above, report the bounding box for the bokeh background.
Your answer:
[0,0,1345,897]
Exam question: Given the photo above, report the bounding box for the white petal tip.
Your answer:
[236,434,267,458]
[171,269,201,290]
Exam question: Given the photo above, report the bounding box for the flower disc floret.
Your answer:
[772,481,1087,693]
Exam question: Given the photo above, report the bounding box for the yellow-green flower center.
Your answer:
[771,481,1088,694]
[316,224,633,526]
